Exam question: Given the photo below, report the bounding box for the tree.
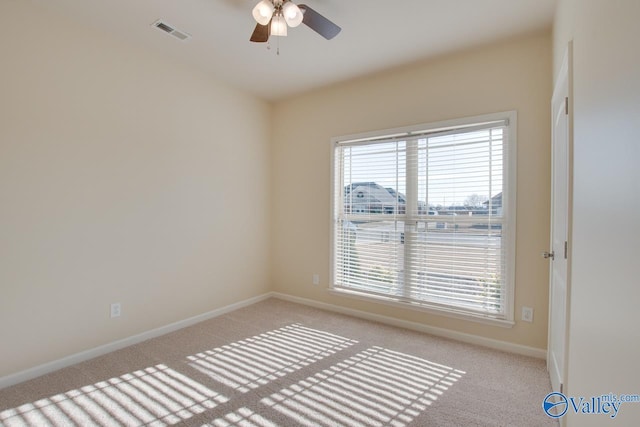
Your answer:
[464,194,488,207]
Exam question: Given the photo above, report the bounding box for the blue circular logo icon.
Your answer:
[543,392,568,418]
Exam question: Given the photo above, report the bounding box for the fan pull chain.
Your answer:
[264,38,280,56]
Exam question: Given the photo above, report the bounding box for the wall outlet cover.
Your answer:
[110,302,122,318]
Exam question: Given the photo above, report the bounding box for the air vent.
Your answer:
[152,20,191,41]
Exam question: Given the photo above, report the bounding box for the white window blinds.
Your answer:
[332,114,515,322]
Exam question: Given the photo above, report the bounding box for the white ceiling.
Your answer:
[34,0,557,101]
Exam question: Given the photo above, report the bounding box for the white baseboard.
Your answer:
[272,292,547,360]
[1,290,545,390]
[0,293,274,390]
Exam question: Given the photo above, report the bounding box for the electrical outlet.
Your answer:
[522,306,534,322]
[312,274,320,285]
[110,302,122,318]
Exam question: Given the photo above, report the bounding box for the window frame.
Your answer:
[329,111,517,327]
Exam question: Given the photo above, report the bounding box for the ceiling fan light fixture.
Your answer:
[271,14,287,36]
[252,0,274,26]
[249,1,340,44]
[282,2,303,27]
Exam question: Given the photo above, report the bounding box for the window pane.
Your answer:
[425,129,503,216]
[407,221,504,314]
[333,117,512,321]
[335,220,404,296]
[342,142,406,216]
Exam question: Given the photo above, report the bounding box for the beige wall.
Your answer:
[0,0,557,382]
[0,1,271,377]
[554,0,640,425]
[271,33,552,350]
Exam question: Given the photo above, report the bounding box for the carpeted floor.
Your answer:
[0,298,557,426]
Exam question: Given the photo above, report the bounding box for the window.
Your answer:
[331,112,516,325]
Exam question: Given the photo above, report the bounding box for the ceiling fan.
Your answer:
[250,0,341,43]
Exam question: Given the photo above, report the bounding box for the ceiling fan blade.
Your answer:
[250,21,270,43]
[298,4,341,40]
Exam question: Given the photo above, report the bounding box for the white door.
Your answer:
[547,43,572,394]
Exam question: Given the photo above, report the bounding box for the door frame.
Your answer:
[547,41,574,398]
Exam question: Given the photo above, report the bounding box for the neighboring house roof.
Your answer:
[484,192,502,207]
[345,183,397,205]
[385,188,406,203]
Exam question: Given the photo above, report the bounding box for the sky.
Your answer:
[341,128,504,207]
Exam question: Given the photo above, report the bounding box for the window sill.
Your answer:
[329,288,515,328]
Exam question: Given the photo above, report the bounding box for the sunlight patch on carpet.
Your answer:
[0,365,227,427]
[187,323,357,393]
[261,346,465,427]
[204,407,278,427]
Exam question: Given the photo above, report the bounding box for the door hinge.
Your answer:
[564,241,568,259]
[565,97,569,115]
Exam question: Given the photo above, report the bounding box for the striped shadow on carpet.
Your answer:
[0,298,556,426]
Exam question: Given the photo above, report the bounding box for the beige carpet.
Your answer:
[0,298,557,426]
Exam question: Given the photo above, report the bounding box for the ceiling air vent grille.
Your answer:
[152,20,191,41]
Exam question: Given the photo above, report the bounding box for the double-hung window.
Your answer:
[331,112,516,325]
